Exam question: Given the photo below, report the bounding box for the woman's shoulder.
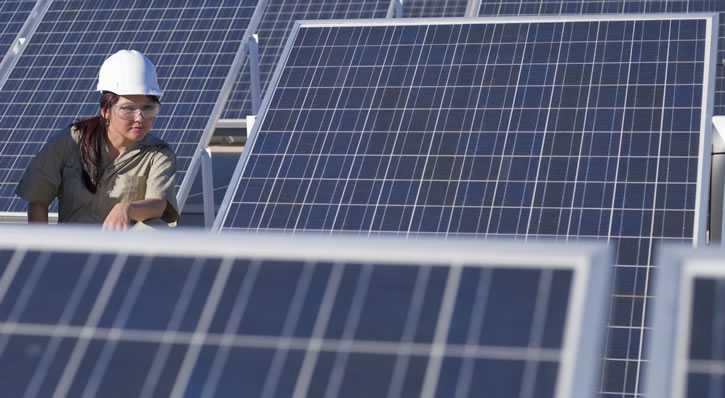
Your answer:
[139,134,175,160]
[43,126,80,152]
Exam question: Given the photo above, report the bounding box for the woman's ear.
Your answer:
[101,107,111,122]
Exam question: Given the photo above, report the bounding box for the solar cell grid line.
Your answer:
[645,245,725,398]
[214,14,718,398]
[402,0,472,17]
[0,225,610,398]
[0,0,261,216]
[220,0,394,120]
[473,1,725,113]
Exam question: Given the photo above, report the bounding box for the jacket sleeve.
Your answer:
[15,132,70,205]
[144,148,179,224]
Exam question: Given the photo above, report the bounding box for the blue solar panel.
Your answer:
[645,246,725,398]
[467,3,724,394]
[216,15,717,397]
[0,225,610,397]
[403,0,471,17]
[0,0,258,214]
[0,0,34,64]
[475,1,725,115]
[221,0,392,120]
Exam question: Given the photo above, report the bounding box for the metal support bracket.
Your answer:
[712,116,725,242]
[466,0,480,16]
[248,33,261,115]
[388,0,403,17]
[201,148,215,228]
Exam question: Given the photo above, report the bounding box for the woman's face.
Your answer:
[102,95,158,147]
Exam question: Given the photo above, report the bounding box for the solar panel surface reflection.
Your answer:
[216,16,716,397]
[0,226,608,398]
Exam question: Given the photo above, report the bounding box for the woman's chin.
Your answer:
[129,128,147,140]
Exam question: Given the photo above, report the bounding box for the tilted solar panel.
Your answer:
[646,245,725,398]
[0,225,609,397]
[215,15,718,397]
[0,0,35,64]
[475,1,725,116]
[221,0,393,120]
[0,0,259,215]
[470,3,724,394]
[402,0,471,17]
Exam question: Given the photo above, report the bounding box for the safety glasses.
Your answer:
[114,103,160,121]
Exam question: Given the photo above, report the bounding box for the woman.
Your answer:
[16,50,178,229]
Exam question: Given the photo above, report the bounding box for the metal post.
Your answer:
[388,0,403,18]
[201,148,215,228]
[465,0,481,16]
[712,116,725,242]
[248,34,261,115]
[245,115,256,143]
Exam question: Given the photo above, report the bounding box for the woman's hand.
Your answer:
[103,202,131,230]
[103,199,168,230]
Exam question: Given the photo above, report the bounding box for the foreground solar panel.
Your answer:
[215,15,718,397]
[0,0,259,215]
[0,226,609,397]
[474,1,725,114]
[402,0,471,17]
[0,0,35,64]
[645,245,725,398]
[221,0,393,120]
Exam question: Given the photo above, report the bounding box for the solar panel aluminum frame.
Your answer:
[213,13,719,242]
[0,0,52,94]
[171,0,266,214]
[645,245,725,398]
[244,0,400,112]
[218,0,399,121]
[0,224,612,398]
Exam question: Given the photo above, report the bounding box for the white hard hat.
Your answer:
[96,49,162,97]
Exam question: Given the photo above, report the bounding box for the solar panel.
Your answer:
[0,225,610,397]
[0,0,259,215]
[220,0,393,120]
[215,15,717,397]
[0,0,35,64]
[474,1,725,114]
[645,245,725,398]
[470,3,723,394]
[402,0,471,17]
